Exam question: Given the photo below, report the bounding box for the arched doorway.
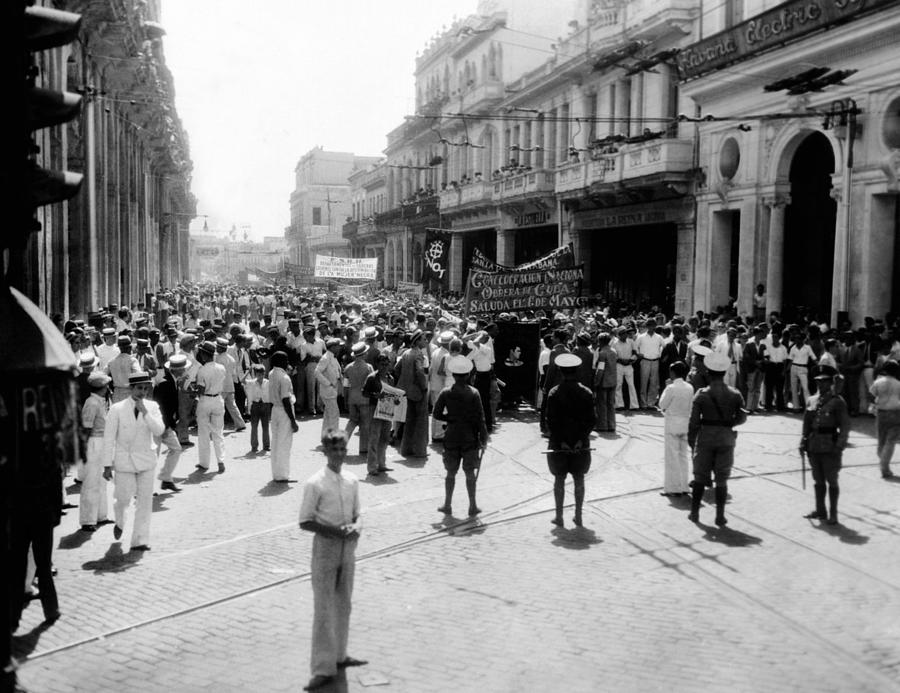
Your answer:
[783,132,836,321]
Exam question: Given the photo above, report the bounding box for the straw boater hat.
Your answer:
[351,342,368,357]
[79,353,98,370]
[128,371,153,386]
[87,371,111,388]
[438,330,455,346]
[165,353,191,370]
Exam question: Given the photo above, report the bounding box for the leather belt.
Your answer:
[203,393,221,397]
[791,363,809,368]
[642,357,660,361]
[617,359,632,365]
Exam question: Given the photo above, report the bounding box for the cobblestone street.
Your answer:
[12,408,900,693]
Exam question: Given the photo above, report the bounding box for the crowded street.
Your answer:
[11,390,900,692]
[7,0,900,691]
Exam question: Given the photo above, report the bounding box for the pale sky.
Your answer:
[163,0,479,240]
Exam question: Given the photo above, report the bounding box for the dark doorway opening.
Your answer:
[514,225,558,265]
[784,132,836,322]
[589,222,676,313]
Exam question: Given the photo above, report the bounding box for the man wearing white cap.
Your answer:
[546,353,596,527]
[96,327,120,371]
[433,355,488,517]
[102,372,165,551]
[687,351,747,526]
[79,372,113,532]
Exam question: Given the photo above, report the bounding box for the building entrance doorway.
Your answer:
[783,132,836,322]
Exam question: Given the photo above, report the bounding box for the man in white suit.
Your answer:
[103,371,165,551]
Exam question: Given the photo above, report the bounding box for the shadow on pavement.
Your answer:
[258,481,295,497]
[151,494,173,512]
[58,528,94,550]
[302,669,350,692]
[181,468,217,485]
[12,619,54,659]
[882,475,900,484]
[816,522,870,545]
[700,524,763,547]
[81,543,144,574]
[397,454,428,469]
[362,474,398,486]
[65,482,82,496]
[551,525,602,549]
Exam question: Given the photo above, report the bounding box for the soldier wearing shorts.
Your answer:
[546,353,596,528]
[433,355,488,518]
[688,351,747,526]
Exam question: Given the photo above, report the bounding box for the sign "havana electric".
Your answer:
[677,0,895,80]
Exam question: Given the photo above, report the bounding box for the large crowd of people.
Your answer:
[11,280,900,689]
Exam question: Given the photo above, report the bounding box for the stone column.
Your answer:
[736,197,758,317]
[616,79,631,137]
[497,228,515,266]
[763,194,789,317]
[497,124,508,171]
[674,221,695,317]
[556,104,569,162]
[542,114,553,169]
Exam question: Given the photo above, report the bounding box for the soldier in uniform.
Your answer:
[688,351,747,526]
[801,364,851,524]
[432,355,489,518]
[546,353,596,528]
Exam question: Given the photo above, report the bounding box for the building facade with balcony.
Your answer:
[679,0,900,326]
[286,147,380,270]
[13,0,195,319]
[380,0,580,291]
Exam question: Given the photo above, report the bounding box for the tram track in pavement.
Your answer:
[18,414,898,668]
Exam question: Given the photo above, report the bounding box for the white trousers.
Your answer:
[79,437,109,526]
[310,534,357,677]
[197,396,225,468]
[615,364,639,409]
[222,392,245,429]
[663,430,690,494]
[320,396,340,437]
[270,407,293,481]
[156,428,182,482]
[790,365,810,410]
[113,469,155,547]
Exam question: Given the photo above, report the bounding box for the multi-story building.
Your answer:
[13,0,195,319]
[286,147,380,270]
[679,0,900,325]
[352,0,700,310]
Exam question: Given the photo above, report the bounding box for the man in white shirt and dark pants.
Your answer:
[298,430,366,691]
[635,319,665,409]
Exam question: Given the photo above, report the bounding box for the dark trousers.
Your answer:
[474,371,494,429]
[764,363,786,411]
[10,518,58,630]
[234,381,246,417]
[249,401,271,450]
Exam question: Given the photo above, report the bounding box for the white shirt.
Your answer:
[466,341,493,372]
[244,378,271,404]
[635,332,665,360]
[789,344,815,366]
[298,466,360,528]
[196,360,226,396]
[658,378,694,434]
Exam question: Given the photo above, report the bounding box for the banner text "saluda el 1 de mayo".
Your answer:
[465,266,585,314]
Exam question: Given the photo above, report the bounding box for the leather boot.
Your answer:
[714,485,728,526]
[827,485,839,525]
[804,484,827,519]
[688,481,704,522]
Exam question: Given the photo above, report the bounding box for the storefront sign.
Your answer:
[678,0,895,80]
[195,246,220,257]
[580,209,669,228]
[314,255,378,280]
[513,210,552,227]
[465,265,585,314]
